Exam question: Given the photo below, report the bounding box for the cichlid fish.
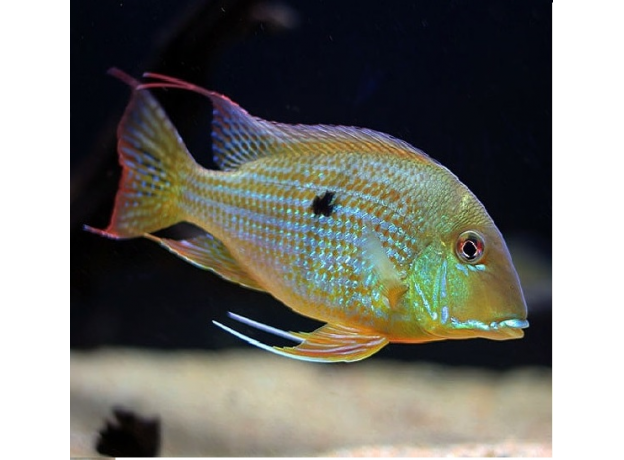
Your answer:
[87,69,529,363]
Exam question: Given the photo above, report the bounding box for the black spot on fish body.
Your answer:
[311,191,336,217]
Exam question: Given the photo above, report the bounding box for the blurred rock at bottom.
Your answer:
[71,349,551,457]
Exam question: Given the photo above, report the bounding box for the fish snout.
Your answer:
[485,317,529,340]
[433,312,529,341]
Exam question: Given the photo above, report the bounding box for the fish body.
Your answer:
[89,70,528,362]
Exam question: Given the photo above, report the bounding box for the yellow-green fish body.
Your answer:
[89,70,528,362]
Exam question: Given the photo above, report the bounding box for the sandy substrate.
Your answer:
[71,349,551,457]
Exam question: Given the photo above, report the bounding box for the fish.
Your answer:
[86,68,529,363]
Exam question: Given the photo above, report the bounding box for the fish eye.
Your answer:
[456,230,485,264]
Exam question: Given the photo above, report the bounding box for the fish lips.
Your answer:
[434,315,530,341]
[487,318,530,340]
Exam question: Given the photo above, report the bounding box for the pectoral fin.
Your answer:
[213,312,389,363]
[144,233,264,291]
[362,232,407,309]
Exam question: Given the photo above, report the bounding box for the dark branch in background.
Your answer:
[96,407,161,457]
[71,0,264,230]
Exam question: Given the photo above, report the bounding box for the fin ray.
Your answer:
[215,312,389,363]
[362,232,407,309]
[226,312,303,342]
[88,73,197,238]
[144,233,264,291]
[139,71,278,171]
[138,71,436,172]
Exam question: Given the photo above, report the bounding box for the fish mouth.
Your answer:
[496,318,530,329]
[487,318,530,339]
[445,316,530,340]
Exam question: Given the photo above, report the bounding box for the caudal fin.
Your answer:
[87,69,197,239]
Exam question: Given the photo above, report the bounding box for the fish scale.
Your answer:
[179,150,448,328]
[88,69,528,362]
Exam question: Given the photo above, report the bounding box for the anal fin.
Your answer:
[144,233,264,291]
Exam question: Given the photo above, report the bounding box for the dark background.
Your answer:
[71,0,551,369]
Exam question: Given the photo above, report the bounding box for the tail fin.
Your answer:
[87,69,197,239]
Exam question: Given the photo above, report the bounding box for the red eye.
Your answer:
[456,231,485,264]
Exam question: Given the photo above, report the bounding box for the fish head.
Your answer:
[406,194,528,342]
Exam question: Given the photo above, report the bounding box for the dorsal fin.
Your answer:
[208,94,278,170]
[138,71,437,172]
[138,72,279,171]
